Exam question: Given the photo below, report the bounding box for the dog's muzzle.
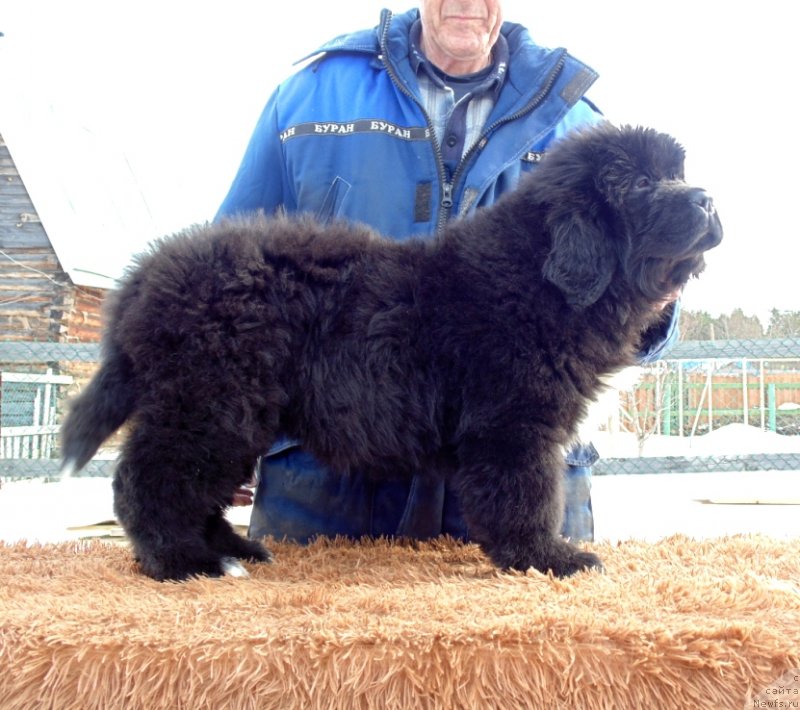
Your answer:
[690,188,723,251]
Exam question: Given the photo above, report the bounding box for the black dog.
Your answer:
[61,124,722,581]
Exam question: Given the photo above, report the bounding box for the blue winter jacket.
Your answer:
[217,8,679,542]
[218,8,604,232]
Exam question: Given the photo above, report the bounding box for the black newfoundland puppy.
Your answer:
[61,124,722,581]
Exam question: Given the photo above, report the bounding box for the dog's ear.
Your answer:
[542,211,617,308]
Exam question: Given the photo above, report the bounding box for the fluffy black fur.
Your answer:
[61,124,722,581]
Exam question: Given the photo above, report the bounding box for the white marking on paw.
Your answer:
[221,557,250,578]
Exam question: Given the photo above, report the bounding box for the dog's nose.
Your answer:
[690,188,714,213]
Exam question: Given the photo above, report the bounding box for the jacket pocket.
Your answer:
[315,176,352,223]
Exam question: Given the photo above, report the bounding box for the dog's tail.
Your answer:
[60,342,137,478]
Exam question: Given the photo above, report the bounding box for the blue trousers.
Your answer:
[248,443,596,543]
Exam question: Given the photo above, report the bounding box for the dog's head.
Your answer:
[539,123,723,309]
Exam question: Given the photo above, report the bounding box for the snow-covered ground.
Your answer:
[0,423,798,545]
[592,470,799,542]
[590,422,800,541]
[0,476,253,545]
[593,422,800,459]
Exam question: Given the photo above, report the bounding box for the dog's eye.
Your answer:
[635,177,651,189]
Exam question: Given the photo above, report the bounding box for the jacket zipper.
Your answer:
[378,10,451,233]
[448,51,567,217]
[379,9,567,233]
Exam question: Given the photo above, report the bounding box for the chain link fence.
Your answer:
[0,342,112,480]
[593,338,800,475]
[2,339,800,481]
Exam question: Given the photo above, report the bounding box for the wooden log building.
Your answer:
[0,132,106,343]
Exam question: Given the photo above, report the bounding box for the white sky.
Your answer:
[2,0,798,321]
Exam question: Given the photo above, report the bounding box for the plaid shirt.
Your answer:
[409,21,509,177]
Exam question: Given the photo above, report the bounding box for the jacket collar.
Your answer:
[407,18,508,102]
[295,8,597,117]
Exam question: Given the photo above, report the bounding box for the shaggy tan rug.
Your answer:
[1,535,798,709]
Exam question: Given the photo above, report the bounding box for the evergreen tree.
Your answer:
[680,308,767,340]
[767,309,800,337]
[679,309,715,340]
[713,309,764,340]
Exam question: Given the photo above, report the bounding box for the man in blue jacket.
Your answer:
[218,2,679,545]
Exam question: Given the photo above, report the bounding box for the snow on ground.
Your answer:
[0,477,253,545]
[592,471,800,543]
[593,422,800,459]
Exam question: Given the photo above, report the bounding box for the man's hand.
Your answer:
[232,486,255,506]
[231,473,258,506]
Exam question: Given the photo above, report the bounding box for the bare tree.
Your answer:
[618,362,673,455]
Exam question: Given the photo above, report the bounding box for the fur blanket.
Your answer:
[1,535,797,708]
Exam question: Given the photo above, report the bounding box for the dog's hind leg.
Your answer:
[204,509,273,564]
[454,435,603,577]
[113,465,222,581]
[112,421,270,581]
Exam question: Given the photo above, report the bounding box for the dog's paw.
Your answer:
[209,533,272,564]
[548,549,604,578]
[244,541,273,564]
[141,557,225,582]
[231,538,273,564]
[491,538,603,578]
[221,557,250,578]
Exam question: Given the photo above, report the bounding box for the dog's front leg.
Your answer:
[454,435,603,577]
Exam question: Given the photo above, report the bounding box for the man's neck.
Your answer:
[419,34,492,76]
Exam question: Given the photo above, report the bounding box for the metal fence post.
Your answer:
[768,383,777,432]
